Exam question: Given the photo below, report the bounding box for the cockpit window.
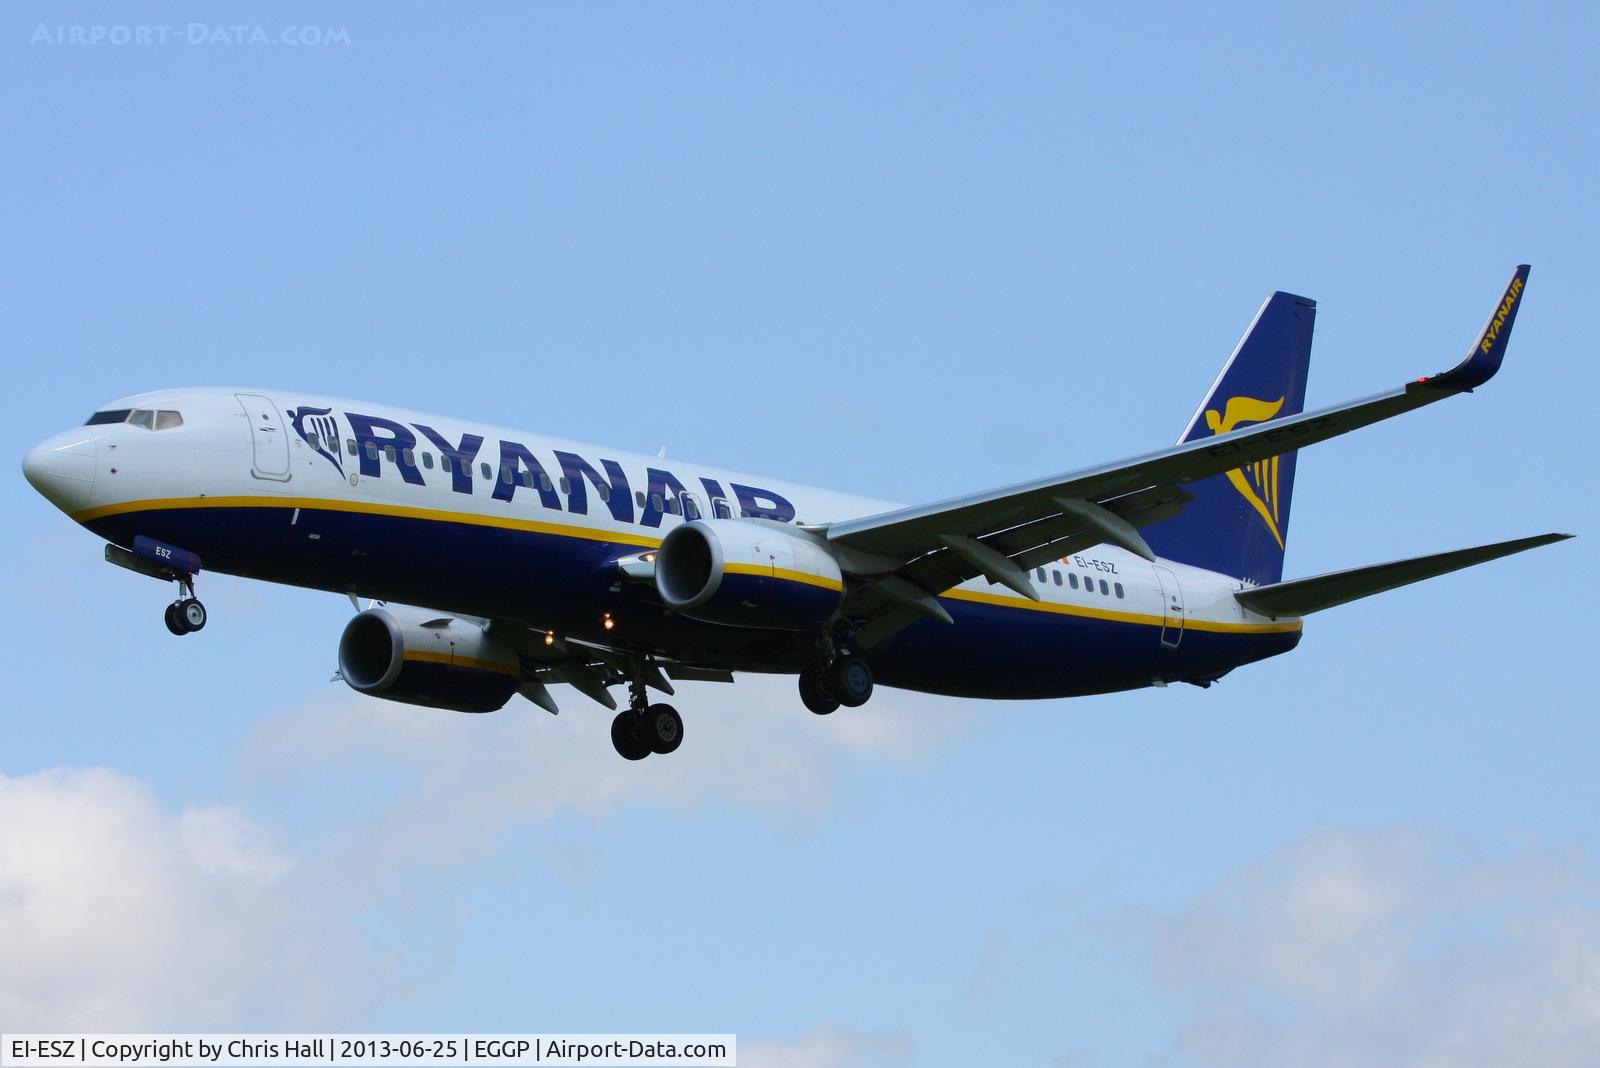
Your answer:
[84,408,185,429]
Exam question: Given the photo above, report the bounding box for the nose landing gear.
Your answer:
[104,539,208,637]
[163,576,207,636]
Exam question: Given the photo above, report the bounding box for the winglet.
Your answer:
[1417,264,1530,393]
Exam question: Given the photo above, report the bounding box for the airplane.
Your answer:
[21,265,1570,760]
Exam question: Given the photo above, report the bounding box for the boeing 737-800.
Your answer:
[22,266,1569,759]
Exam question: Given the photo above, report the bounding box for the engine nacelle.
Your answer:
[337,607,520,713]
[655,519,843,630]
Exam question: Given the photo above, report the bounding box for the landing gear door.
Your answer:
[1153,564,1184,648]
[235,393,291,482]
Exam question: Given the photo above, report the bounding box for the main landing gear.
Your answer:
[798,656,874,715]
[610,676,684,760]
[163,577,207,637]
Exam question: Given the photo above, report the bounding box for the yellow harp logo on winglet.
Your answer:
[1205,395,1287,549]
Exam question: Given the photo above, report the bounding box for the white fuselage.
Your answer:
[24,386,1301,699]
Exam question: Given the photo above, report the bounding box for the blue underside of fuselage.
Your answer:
[86,505,1301,700]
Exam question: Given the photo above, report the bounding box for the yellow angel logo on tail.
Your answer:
[1205,395,1287,549]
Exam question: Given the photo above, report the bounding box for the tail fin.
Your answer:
[1142,291,1317,586]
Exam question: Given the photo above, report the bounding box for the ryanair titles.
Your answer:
[1479,274,1524,356]
[289,406,797,529]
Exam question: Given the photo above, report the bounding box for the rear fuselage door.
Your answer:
[235,393,291,482]
[1152,564,1185,648]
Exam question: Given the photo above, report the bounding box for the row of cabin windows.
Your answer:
[308,432,751,521]
[1036,566,1124,599]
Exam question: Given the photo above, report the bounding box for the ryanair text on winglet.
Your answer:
[1480,276,1524,355]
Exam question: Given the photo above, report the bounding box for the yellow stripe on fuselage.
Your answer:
[73,493,663,548]
[940,586,1302,634]
[76,494,1297,634]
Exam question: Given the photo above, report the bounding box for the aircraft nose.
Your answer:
[22,431,97,514]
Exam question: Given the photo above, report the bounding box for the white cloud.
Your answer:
[0,678,980,1031]
[0,767,354,1031]
[740,1027,912,1068]
[241,674,981,864]
[178,805,292,879]
[1135,827,1600,1068]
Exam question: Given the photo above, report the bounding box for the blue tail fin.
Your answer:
[1142,291,1316,586]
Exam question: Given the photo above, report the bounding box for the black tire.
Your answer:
[799,670,840,715]
[611,711,651,761]
[164,602,187,636]
[642,704,684,755]
[828,657,874,708]
[179,598,207,632]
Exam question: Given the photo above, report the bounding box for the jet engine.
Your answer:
[655,519,844,630]
[337,606,521,713]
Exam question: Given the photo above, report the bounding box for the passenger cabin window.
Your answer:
[539,473,553,492]
[665,497,681,516]
[1069,573,1079,589]
[402,447,414,466]
[85,409,132,426]
[1114,582,1125,598]
[636,490,646,509]
[558,477,571,495]
[596,483,611,503]
[422,452,434,469]
[365,442,378,460]
[1036,568,1046,582]
[1099,579,1109,594]
[480,462,492,480]
[383,445,397,463]
[347,439,357,456]
[683,496,701,520]
[441,455,453,472]
[519,470,534,488]
[1052,571,1062,586]
[712,498,732,519]
[500,465,513,485]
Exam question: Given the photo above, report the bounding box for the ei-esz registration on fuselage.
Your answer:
[22,266,1570,759]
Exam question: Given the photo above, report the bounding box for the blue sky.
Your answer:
[3,4,1596,1065]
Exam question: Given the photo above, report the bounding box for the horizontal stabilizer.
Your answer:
[1235,532,1572,618]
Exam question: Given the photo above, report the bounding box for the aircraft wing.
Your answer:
[825,265,1530,640]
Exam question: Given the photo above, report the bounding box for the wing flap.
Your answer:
[1235,533,1572,618]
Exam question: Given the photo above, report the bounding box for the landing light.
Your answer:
[544,630,556,646]
[602,613,615,631]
